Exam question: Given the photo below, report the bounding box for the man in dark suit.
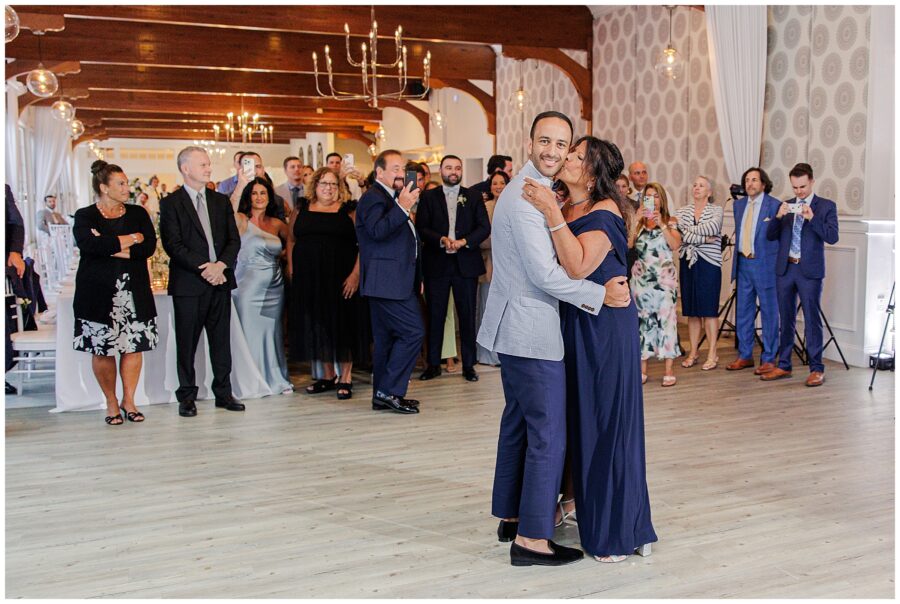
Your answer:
[415,155,491,382]
[6,185,25,394]
[356,149,423,414]
[469,154,513,202]
[762,163,839,387]
[726,167,782,375]
[160,146,243,417]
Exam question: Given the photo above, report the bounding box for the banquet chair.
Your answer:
[6,277,56,395]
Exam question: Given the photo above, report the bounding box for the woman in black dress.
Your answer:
[73,161,158,425]
[287,167,370,400]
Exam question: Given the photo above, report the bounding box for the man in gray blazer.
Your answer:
[477,112,630,566]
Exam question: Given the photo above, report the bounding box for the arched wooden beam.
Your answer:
[5,59,81,80]
[502,46,592,121]
[336,131,375,146]
[430,77,496,136]
[74,130,107,147]
[19,87,89,117]
[16,12,66,34]
[379,100,431,145]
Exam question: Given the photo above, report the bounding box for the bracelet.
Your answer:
[548,222,566,232]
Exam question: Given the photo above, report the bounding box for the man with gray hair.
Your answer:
[159,146,243,417]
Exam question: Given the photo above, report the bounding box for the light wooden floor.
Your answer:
[5,347,895,598]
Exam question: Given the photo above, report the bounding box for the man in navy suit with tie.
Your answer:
[726,167,781,375]
[416,155,491,383]
[761,163,839,386]
[356,149,423,414]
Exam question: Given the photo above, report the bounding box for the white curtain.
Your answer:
[24,106,73,211]
[705,6,768,184]
[5,81,25,194]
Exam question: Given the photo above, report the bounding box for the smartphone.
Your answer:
[787,202,804,213]
[404,169,419,191]
[241,156,255,178]
[642,195,655,215]
[342,153,355,168]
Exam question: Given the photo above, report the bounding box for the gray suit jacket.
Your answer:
[476,161,603,361]
[275,181,303,212]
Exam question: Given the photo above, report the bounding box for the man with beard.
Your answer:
[415,155,491,383]
[477,112,631,566]
[356,149,423,414]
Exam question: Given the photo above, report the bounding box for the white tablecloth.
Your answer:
[54,287,275,412]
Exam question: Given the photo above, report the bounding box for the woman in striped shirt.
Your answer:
[674,176,724,371]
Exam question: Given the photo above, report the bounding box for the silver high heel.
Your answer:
[594,543,652,563]
[555,499,577,527]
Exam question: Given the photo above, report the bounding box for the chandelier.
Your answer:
[213,111,275,144]
[311,8,431,109]
[654,6,685,80]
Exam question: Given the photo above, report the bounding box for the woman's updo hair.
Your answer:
[90,160,125,196]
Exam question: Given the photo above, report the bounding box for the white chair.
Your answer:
[6,279,56,395]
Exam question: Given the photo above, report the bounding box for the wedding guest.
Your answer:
[6,185,26,395]
[470,154,513,201]
[675,176,723,371]
[35,195,67,234]
[288,167,370,400]
[476,170,509,366]
[145,175,161,218]
[301,165,315,190]
[72,161,158,425]
[217,150,247,196]
[160,146,243,417]
[275,156,305,213]
[233,177,292,394]
[631,182,682,386]
[615,174,631,201]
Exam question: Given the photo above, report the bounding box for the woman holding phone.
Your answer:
[630,182,682,386]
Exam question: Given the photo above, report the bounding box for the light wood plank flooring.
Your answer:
[5,350,894,598]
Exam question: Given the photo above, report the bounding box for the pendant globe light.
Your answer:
[653,6,685,81]
[69,119,85,139]
[5,5,19,43]
[26,33,59,98]
[51,99,75,122]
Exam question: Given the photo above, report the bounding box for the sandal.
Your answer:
[641,373,648,385]
[306,377,338,394]
[105,412,123,426]
[595,544,651,563]
[681,355,699,368]
[336,382,353,400]
[702,357,719,371]
[120,403,145,422]
[662,375,677,387]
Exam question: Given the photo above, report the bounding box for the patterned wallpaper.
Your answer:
[495,51,589,171]
[762,5,870,214]
[494,6,872,216]
[592,6,730,209]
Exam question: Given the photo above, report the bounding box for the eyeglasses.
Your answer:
[318,181,339,188]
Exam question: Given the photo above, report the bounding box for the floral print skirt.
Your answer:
[632,229,682,360]
[73,273,158,356]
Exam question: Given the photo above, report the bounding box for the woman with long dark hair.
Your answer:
[521,136,657,563]
[73,160,158,425]
[233,177,292,394]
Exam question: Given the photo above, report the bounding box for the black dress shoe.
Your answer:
[179,401,197,417]
[5,382,17,395]
[510,540,584,567]
[215,397,245,411]
[419,365,441,381]
[497,520,518,542]
[401,397,420,408]
[463,367,479,382]
[372,391,419,414]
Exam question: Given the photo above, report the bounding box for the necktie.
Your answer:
[790,199,805,258]
[290,186,299,208]
[195,191,217,262]
[741,199,755,255]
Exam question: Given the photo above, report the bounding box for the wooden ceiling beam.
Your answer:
[502,46,592,121]
[14,5,592,50]
[5,16,495,80]
[431,78,496,136]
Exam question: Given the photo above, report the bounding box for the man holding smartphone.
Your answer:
[356,149,424,414]
[762,163,839,386]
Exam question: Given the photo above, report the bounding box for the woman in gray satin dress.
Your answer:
[233,177,293,394]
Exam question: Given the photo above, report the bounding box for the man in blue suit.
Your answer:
[356,149,423,414]
[726,167,781,375]
[761,163,839,386]
[416,155,491,383]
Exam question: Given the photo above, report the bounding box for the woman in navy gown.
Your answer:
[522,136,657,562]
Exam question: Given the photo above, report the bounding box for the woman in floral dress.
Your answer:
[630,182,682,386]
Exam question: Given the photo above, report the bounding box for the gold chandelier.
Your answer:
[213,111,274,144]
[312,7,431,109]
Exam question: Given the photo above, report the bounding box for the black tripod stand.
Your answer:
[791,302,850,370]
[869,283,895,390]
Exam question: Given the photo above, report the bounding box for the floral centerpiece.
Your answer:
[149,212,169,290]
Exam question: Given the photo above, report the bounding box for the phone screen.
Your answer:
[404,169,419,191]
[642,196,655,212]
[343,153,355,167]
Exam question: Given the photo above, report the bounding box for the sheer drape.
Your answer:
[24,106,72,212]
[5,82,24,194]
[705,6,767,184]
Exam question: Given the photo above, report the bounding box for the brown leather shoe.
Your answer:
[806,372,825,387]
[726,358,754,371]
[754,362,777,375]
[760,367,792,381]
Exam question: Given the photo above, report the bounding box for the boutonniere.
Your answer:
[456,196,467,207]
